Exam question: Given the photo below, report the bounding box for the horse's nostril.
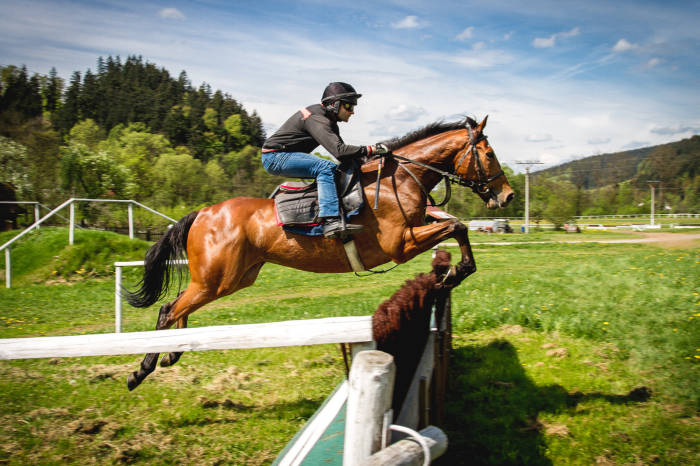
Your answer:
[505,193,514,204]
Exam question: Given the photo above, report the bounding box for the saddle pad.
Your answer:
[279,180,316,193]
[274,189,321,226]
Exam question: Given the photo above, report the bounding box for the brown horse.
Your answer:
[125,115,513,390]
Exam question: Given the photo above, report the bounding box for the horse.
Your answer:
[125,115,514,390]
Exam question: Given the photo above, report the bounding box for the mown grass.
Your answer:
[0,227,698,464]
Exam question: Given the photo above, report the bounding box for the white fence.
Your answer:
[1,198,177,289]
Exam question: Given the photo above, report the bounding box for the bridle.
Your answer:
[375,124,505,207]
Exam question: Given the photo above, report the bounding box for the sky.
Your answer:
[2,0,699,172]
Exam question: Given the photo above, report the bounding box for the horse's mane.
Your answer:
[381,116,477,151]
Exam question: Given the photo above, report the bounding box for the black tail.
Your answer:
[124,211,199,308]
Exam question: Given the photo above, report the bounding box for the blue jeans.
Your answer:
[262,151,340,218]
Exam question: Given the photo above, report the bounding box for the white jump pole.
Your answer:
[0,316,374,360]
[34,204,40,229]
[343,350,396,466]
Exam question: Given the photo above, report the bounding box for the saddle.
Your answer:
[270,161,364,234]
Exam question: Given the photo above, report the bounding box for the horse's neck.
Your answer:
[394,134,465,191]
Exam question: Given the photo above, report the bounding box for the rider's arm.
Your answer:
[305,114,371,160]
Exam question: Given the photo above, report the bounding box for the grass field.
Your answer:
[0,227,698,465]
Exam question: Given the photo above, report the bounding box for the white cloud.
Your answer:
[392,15,421,29]
[386,104,427,122]
[533,27,580,48]
[588,137,611,145]
[526,133,553,143]
[159,8,185,20]
[650,124,700,135]
[533,36,556,48]
[440,48,513,69]
[612,38,636,52]
[455,26,474,41]
[644,57,661,68]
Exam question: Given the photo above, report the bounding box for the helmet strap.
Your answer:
[323,100,340,115]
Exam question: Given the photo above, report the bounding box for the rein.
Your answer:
[371,127,505,208]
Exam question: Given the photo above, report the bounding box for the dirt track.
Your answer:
[459,232,700,248]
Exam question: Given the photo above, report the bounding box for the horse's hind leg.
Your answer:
[160,262,264,368]
[127,299,176,391]
[159,314,188,367]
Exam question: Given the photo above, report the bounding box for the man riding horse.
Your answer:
[261,82,387,238]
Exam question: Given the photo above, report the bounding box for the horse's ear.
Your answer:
[478,115,489,132]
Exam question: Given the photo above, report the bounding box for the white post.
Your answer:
[650,184,655,226]
[115,266,122,333]
[524,167,530,234]
[343,350,395,466]
[34,204,40,229]
[69,201,75,245]
[4,248,10,289]
[128,202,134,240]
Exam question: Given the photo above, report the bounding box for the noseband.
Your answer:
[377,124,505,207]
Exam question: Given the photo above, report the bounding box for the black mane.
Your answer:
[381,116,477,151]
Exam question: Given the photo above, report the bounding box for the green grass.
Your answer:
[0,227,698,464]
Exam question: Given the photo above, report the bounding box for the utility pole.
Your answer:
[516,161,544,233]
[648,181,660,226]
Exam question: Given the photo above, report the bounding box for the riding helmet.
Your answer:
[321,82,362,107]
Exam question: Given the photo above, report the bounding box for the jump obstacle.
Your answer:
[0,258,453,465]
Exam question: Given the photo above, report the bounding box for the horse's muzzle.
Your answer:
[486,189,514,209]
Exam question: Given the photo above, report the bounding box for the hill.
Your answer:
[531,136,700,190]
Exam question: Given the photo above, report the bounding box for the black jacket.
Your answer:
[263,104,369,160]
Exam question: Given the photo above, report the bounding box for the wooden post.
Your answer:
[343,350,395,466]
[363,425,448,465]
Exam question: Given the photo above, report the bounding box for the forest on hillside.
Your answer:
[1,56,698,231]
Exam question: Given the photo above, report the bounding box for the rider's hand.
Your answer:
[374,143,389,155]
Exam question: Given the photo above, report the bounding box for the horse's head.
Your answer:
[454,116,514,209]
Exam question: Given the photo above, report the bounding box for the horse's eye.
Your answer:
[486,151,495,159]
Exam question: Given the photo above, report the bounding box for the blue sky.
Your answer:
[2,0,699,172]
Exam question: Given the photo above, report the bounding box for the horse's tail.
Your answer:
[124,210,199,308]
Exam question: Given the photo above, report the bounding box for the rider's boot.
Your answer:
[323,217,363,238]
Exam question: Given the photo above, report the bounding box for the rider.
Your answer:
[262,82,387,238]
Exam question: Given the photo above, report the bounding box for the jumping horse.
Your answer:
[125,115,514,390]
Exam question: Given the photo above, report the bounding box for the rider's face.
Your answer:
[337,102,355,122]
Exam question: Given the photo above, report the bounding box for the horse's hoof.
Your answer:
[160,354,172,367]
[127,372,141,391]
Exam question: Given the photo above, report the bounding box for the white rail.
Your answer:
[1,198,177,289]
[0,316,373,360]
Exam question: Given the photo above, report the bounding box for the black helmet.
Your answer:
[321,82,362,106]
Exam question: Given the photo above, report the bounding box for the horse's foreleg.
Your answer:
[397,220,476,283]
[449,220,477,284]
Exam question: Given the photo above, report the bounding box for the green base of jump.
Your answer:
[273,380,348,465]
